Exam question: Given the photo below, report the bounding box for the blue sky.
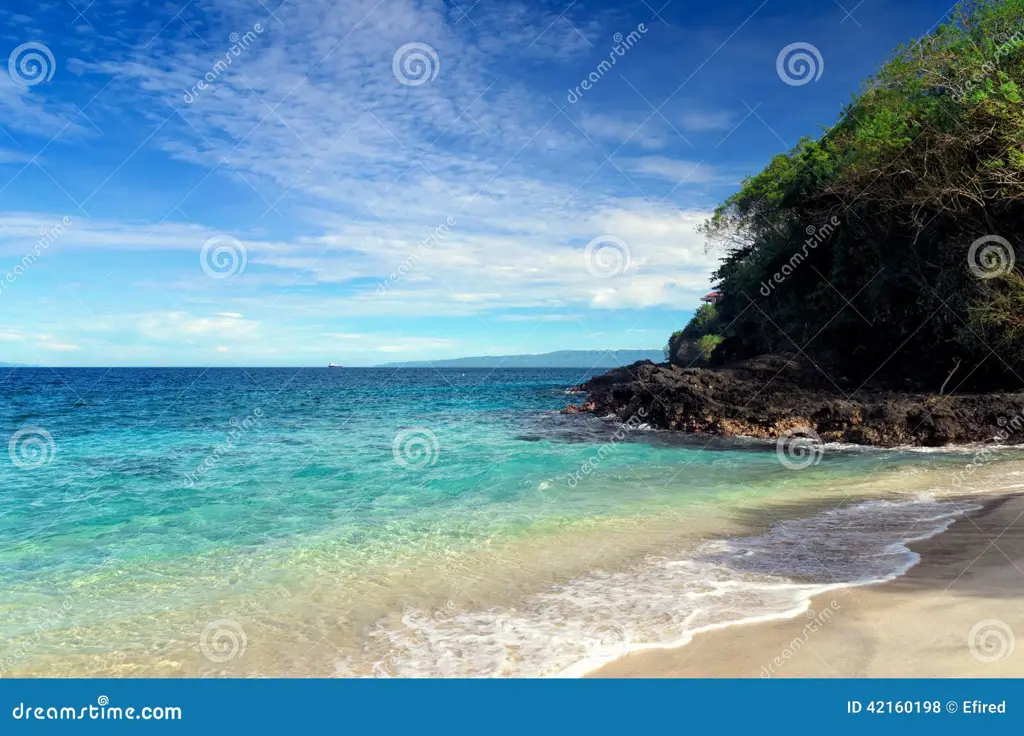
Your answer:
[0,0,957,366]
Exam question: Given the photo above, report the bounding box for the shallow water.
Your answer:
[0,367,1020,677]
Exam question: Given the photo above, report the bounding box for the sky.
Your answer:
[0,0,960,366]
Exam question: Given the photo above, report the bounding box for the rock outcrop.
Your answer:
[564,354,1024,447]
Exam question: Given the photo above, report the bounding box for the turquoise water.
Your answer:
[1,367,1020,676]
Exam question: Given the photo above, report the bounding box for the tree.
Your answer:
[697,0,1024,390]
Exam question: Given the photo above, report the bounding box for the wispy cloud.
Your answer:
[36,337,80,351]
[374,337,455,353]
[0,0,746,364]
[619,157,719,184]
[679,109,734,132]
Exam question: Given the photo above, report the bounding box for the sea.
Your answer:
[1,367,1021,677]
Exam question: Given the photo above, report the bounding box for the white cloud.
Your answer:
[136,311,260,342]
[0,201,719,316]
[35,335,80,351]
[0,0,728,366]
[679,109,734,132]
[0,76,86,140]
[37,341,80,351]
[619,157,718,183]
[0,329,78,351]
[496,314,576,322]
[374,337,455,353]
[578,113,671,150]
[0,148,35,165]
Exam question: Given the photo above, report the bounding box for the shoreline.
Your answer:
[564,493,980,678]
[588,493,1024,678]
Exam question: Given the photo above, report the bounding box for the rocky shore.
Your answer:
[564,353,1024,447]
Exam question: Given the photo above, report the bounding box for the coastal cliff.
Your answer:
[564,1,1024,444]
[654,1,1024,398]
[565,354,1024,447]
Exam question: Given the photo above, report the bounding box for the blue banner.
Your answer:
[0,679,1020,733]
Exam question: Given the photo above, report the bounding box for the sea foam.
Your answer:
[335,494,981,678]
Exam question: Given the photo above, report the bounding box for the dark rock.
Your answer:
[564,353,1024,447]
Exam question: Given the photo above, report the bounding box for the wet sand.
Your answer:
[591,493,1024,677]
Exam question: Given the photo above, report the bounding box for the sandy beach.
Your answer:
[591,493,1024,678]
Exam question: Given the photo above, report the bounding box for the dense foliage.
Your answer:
[697,0,1024,390]
[665,304,722,363]
[681,303,719,339]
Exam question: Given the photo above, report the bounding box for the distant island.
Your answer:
[378,349,664,369]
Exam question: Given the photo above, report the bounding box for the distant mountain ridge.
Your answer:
[378,349,664,368]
